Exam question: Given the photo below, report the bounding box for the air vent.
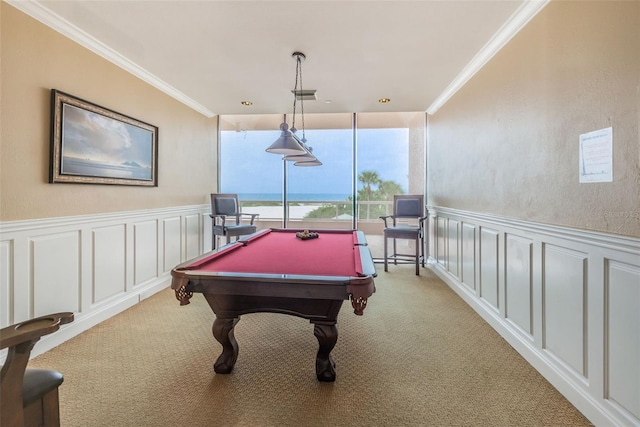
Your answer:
[292,90,317,101]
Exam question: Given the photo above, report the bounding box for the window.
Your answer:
[286,114,353,229]
[219,115,284,226]
[219,111,425,256]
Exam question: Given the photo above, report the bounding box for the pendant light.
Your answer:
[267,52,321,166]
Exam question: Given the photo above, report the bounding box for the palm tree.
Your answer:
[377,180,404,200]
[358,170,381,201]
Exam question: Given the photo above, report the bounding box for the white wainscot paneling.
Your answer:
[447,219,459,278]
[606,260,640,421]
[163,217,182,273]
[479,227,499,311]
[1,240,12,326]
[504,234,533,337]
[0,205,209,362]
[185,214,201,260]
[93,225,126,304]
[32,232,80,317]
[543,244,587,379]
[134,220,158,285]
[461,223,476,291]
[427,206,640,426]
[437,217,447,266]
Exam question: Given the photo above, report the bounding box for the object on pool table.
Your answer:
[295,229,319,240]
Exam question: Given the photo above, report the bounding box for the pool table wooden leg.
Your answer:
[212,317,239,374]
[312,322,338,382]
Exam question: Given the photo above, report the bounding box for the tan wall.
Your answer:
[0,4,217,221]
[427,0,640,237]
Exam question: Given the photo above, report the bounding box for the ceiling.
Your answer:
[12,1,547,117]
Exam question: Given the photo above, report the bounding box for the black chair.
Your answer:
[379,194,427,275]
[1,312,74,427]
[210,193,259,250]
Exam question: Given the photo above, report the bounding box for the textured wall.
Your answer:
[1,4,217,221]
[427,0,640,237]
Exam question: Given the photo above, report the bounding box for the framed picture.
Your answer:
[50,89,158,186]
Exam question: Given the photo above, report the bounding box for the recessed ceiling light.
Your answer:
[241,101,253,106]
[325,100,332,104]
[378,98,391,103]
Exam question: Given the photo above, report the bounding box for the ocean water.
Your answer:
[62,157,152,180]
[238,193,351,202]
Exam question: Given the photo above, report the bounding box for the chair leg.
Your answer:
[415,236,420,275]
[383,234,388,272]
[393,238,397,265]
[42,388,61,427]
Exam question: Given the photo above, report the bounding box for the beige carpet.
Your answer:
[30,265,592,426]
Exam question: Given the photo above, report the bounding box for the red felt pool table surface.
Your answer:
[188,228,364,277]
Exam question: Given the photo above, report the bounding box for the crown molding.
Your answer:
[5,0,216,118]
[426,0,550,115]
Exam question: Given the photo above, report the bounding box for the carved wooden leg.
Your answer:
[212,317,239,374]
[313,322,338,382]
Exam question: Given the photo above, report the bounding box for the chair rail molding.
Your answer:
[0,204,211,360]
[426,205,640,427]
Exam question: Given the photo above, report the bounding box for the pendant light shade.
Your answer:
[283,141,317,162]
[294,159,323,166]
[266,52,321,166]
[266,122,306,155]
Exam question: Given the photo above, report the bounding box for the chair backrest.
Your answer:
[211,193,239,216]
[394,194,424,218]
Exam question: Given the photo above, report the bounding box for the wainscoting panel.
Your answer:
[0,204,209,359]
[504,234,533,338]
[436,217,447,267]
[447,219,459,278]
[93,225,126,304]
[427,206,640,426]
[185,214,202,260]
[461,223,476,291]
[31,232,80,317]
[479,227,499,311]
[162,217,182,274]
[133,220,159,286]
[606,260,640,421]
[543,244,588,380]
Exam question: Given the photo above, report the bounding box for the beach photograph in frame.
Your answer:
[50,89,158,186]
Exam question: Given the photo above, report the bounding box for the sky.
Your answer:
[221,127,410,199]
[62,104,153,166]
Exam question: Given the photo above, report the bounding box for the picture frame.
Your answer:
[50,89,158,186]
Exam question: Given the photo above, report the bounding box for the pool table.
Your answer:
[171,228,376,382]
